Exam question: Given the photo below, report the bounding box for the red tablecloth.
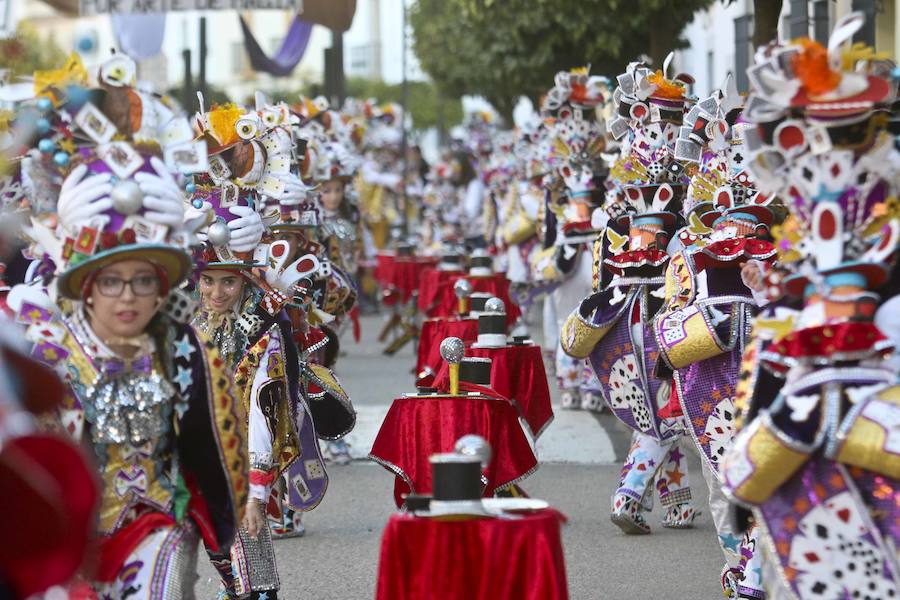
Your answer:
[376,509,569,600]
[417,267,465,312]
[423,273,522,326]
[375,254,439,304]
[415,317,479,384]
[370,395,538,507]
[433,344,553,439]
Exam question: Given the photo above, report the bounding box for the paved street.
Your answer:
[195,314,725,599]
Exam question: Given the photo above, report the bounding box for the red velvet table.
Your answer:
[415,317,479,384]
[375,254,439,304]
[421,273,522,325]
[375,509,569,600]
[369,395,538,507]
[432,343,553,439]
[416,267,464,313]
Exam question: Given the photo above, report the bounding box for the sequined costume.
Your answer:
[649,84,774,596]
[29,308,247,598]
[8,52,246,598]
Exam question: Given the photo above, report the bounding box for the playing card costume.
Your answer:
[534,68,607,412]
[11,54,248,598]
[719,13,900,599]
[655,80,774,597]
[560,58,699,533]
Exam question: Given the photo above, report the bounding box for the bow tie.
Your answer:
[100,354,153,378]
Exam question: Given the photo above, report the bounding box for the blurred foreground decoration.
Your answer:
[38,0,356,32]
[0,22,67,78]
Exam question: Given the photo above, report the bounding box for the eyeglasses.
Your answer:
[95,275,161,297]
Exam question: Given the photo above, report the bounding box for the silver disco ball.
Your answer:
[453,278,473,299]
[484,297,505,313]
[454,434,493,469]
[439,336,465,364]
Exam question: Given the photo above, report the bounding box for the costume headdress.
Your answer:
[17,54,205,299]
[740,13,899,298]
[605,54,696,233]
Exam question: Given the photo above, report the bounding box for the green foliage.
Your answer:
[0,22,68,78]
[410,0,715,120]
[347,78,463,131]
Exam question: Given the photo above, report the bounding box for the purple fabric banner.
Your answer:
[239,15,313,77]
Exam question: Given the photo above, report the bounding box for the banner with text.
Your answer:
[81,0,302,15]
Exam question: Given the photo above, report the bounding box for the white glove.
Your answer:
[278,175,311,206]
[56,164,113,231]
[226,205,264,253]
[135,156,185,228]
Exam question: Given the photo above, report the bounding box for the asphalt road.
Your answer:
[194,313,726,599]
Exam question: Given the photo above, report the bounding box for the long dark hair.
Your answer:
[451,151,477,187]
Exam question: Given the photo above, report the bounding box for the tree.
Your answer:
[750,0,783,47]
[410,0,716,121]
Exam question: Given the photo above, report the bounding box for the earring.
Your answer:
[86,298,93,305]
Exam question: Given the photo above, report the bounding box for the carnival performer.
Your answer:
[653,79,775,597]
[192,240,326,599]
[237,101,356,537]
[561,58,699,533]
[186,94,324,596]
[494,123,542,288]
[720,14,900,598]
[534,68,607,411]
[14,54,248,597]
[308,126,364,464]
[356,102,404,250]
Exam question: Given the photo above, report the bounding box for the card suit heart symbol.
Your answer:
[837,508,851,523]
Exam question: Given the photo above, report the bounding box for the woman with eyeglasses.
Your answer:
[17,62,247,599]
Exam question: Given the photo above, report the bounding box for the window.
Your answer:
[734,15,752,94]
[789,0,809,39]
[812,0,830,43]
[851,0,876,45]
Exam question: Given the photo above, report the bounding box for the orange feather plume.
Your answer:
[792,38,841,96]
